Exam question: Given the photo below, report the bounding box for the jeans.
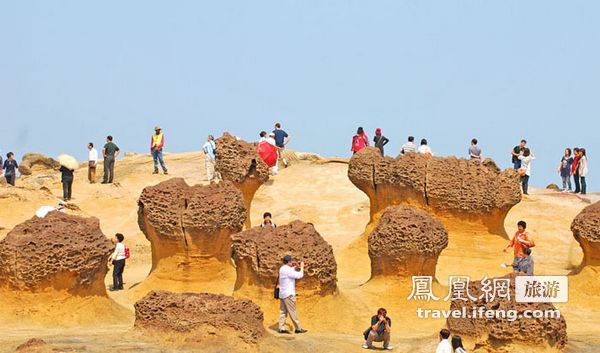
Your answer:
[152,150,167,172]
[5,174,15,186]
[561,175,571,190]
[112,259,125,289]
[103,155,115,183]
[521,175,530,195]
[573,172,580,193]
[62,179,73,200]
[513,160,522,170]
[581,176,587,194]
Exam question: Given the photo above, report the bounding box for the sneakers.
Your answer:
[153,170,159,174]
[384,346,393,350]
[294,329,307,334]
[362,344,371,349]
[163,170,168,175]
[278,329,291,334]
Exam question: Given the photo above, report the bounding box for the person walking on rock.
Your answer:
[400,136,416,155]
[151,126,168,175]
[373,128,390,156]
[273,122,290,168]
[2,152,18,186]
[203,135,218,181]
[518,148,535,195]
[102,136,120,184]
[87,142,98,184]
[469,138,482,161]
[558,148,573,192]
[511,139,527,169]
[109,233,127,291]
[59,164,74,201]
[351,127,369,154]
[278,255,307,334]
[362,308,393,350]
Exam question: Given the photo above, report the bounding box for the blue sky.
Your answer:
[1,1,597,189]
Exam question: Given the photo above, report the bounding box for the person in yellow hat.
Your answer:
[151,126,168,174]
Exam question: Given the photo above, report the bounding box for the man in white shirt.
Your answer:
[278,255,307,334]
[87,142,98,184]
[202,135,218,181]
[435,329,452,353]
[400,136,416,155]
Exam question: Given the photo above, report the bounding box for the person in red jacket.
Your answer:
[571,147,581,193]
[351,127,369,154]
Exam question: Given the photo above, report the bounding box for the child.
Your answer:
[260,212,277,229]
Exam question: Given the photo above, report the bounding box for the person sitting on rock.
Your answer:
[278,255,307,334]
[468,138,482,161]
[503,220,535,273]
[109,233,127,291]
[451,335,466,353]
[362,307,393,350]
[400,135,416,155]
[435,329,452,353]
[260,212,276,229]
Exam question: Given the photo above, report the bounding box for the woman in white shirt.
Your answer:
[518,148,535,195]
[579,148,588,195]
[109,233,127,291]
[417,138,433,157]
[451,335,467,353]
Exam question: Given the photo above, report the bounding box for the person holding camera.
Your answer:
[277,255,307,334]
[362,308,392,350]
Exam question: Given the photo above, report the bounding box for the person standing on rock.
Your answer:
[109,233,127,291]
[351,127,369,154]
[435,329,452,353]
[102,136,120,184]
[571,148,581,193]
[468,138,482,161]
[278,255,307,334]
[151,126,168,175]
[373,128,390,156]
[59,164,74,201]
[579,148,588,195]
[503,220,535,273]
[558,148,573,192]
[3,152,18,186]
[511,139,527,169]
[87,143,98,184]
[451,336,467,353]
[362,308,393,350]
[273,122,290,168]
[260,212,277,229]
[400,136,416,155]
[518,148,535,195]
[202,135,218,181]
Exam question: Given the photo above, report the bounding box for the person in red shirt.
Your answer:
[503,220,535,272]
[351,127,369,154]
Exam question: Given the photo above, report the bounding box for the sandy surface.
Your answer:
[0,151,598,352]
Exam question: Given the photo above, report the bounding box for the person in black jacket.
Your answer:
[59,165,74,201]
[373,128,390,156]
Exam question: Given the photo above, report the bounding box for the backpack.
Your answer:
[124,247,131,259]
[353,135,366,151]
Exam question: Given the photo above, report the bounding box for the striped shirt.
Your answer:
[401,142,416,154]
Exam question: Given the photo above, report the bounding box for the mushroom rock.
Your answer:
[215,133,269,228]
[18,153,61,176]
[447,273,567,351]
[348,148,521,236]
[368,205,448,279]
[0,212,113,296]
[137,178,246,271]
[231,220,337,296]
[134,290,265,344]
[571,201,600,269]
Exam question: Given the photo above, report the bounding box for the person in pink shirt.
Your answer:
[351,127,369,154]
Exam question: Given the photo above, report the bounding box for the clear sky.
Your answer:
[1,1,597,190]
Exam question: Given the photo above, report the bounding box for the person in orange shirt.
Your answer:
[503,220,535,272]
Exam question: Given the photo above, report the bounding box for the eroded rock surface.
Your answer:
[215,133,269,227]
[134,290,265,343]
[137,178,245,270]
[368,206,448,278]
[0,212,113,295]
[571,201,600,269]
[231,220,337,296]
[348,148,521,235]
[18,153,60,176]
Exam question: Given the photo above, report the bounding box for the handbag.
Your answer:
[274,274,280,299]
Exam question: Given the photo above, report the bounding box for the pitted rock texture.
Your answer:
[137,178,245,269]
[368,206,448,278]
[348,147,521,235]
[134,290,265,343]
[0,212,113,295]
[215,133,269,227]
[447,273,567,350]
[231,220,337,296]
[18,153,60,176]
[571,201,600,268]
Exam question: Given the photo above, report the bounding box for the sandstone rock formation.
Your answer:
[368,205,448,278]
[18,153,60,176]
[231,220,337,296]
[137,178,246,270]
[447,273,567,351]
[571,201,600,269]
[546,183,560,191]
[215,133,269,227]
[0,212,113,295]
[14,338,47,353]
[348,148,522,235]
[134,290,265,343]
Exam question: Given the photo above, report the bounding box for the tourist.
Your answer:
[109,233,127,291]
[373,128,390,156]
[571,148,581,193]
[436,329,452,353]
[150,126,168,175]
[351,127,369,154]
[259,131,268,143]
[102,136,120,184]
[260,212,277,229]
[400,136,416,155]
[278,255,307,334]
[518,148,535,195]
[202,135,218,181]
[418,138,432,157]
[511,139,527,169]
[362,308,393,350]
[2,152,18,186]
[558,148,573,192]
[579,148,588,195]
[451,335,467,353]
[59,164,74,201]
[273,123,290,168]
[517,247,534,275]
[468,138,482,161]
[503,220,535,273]
[87,143,98,184]
[268,132,279,175]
